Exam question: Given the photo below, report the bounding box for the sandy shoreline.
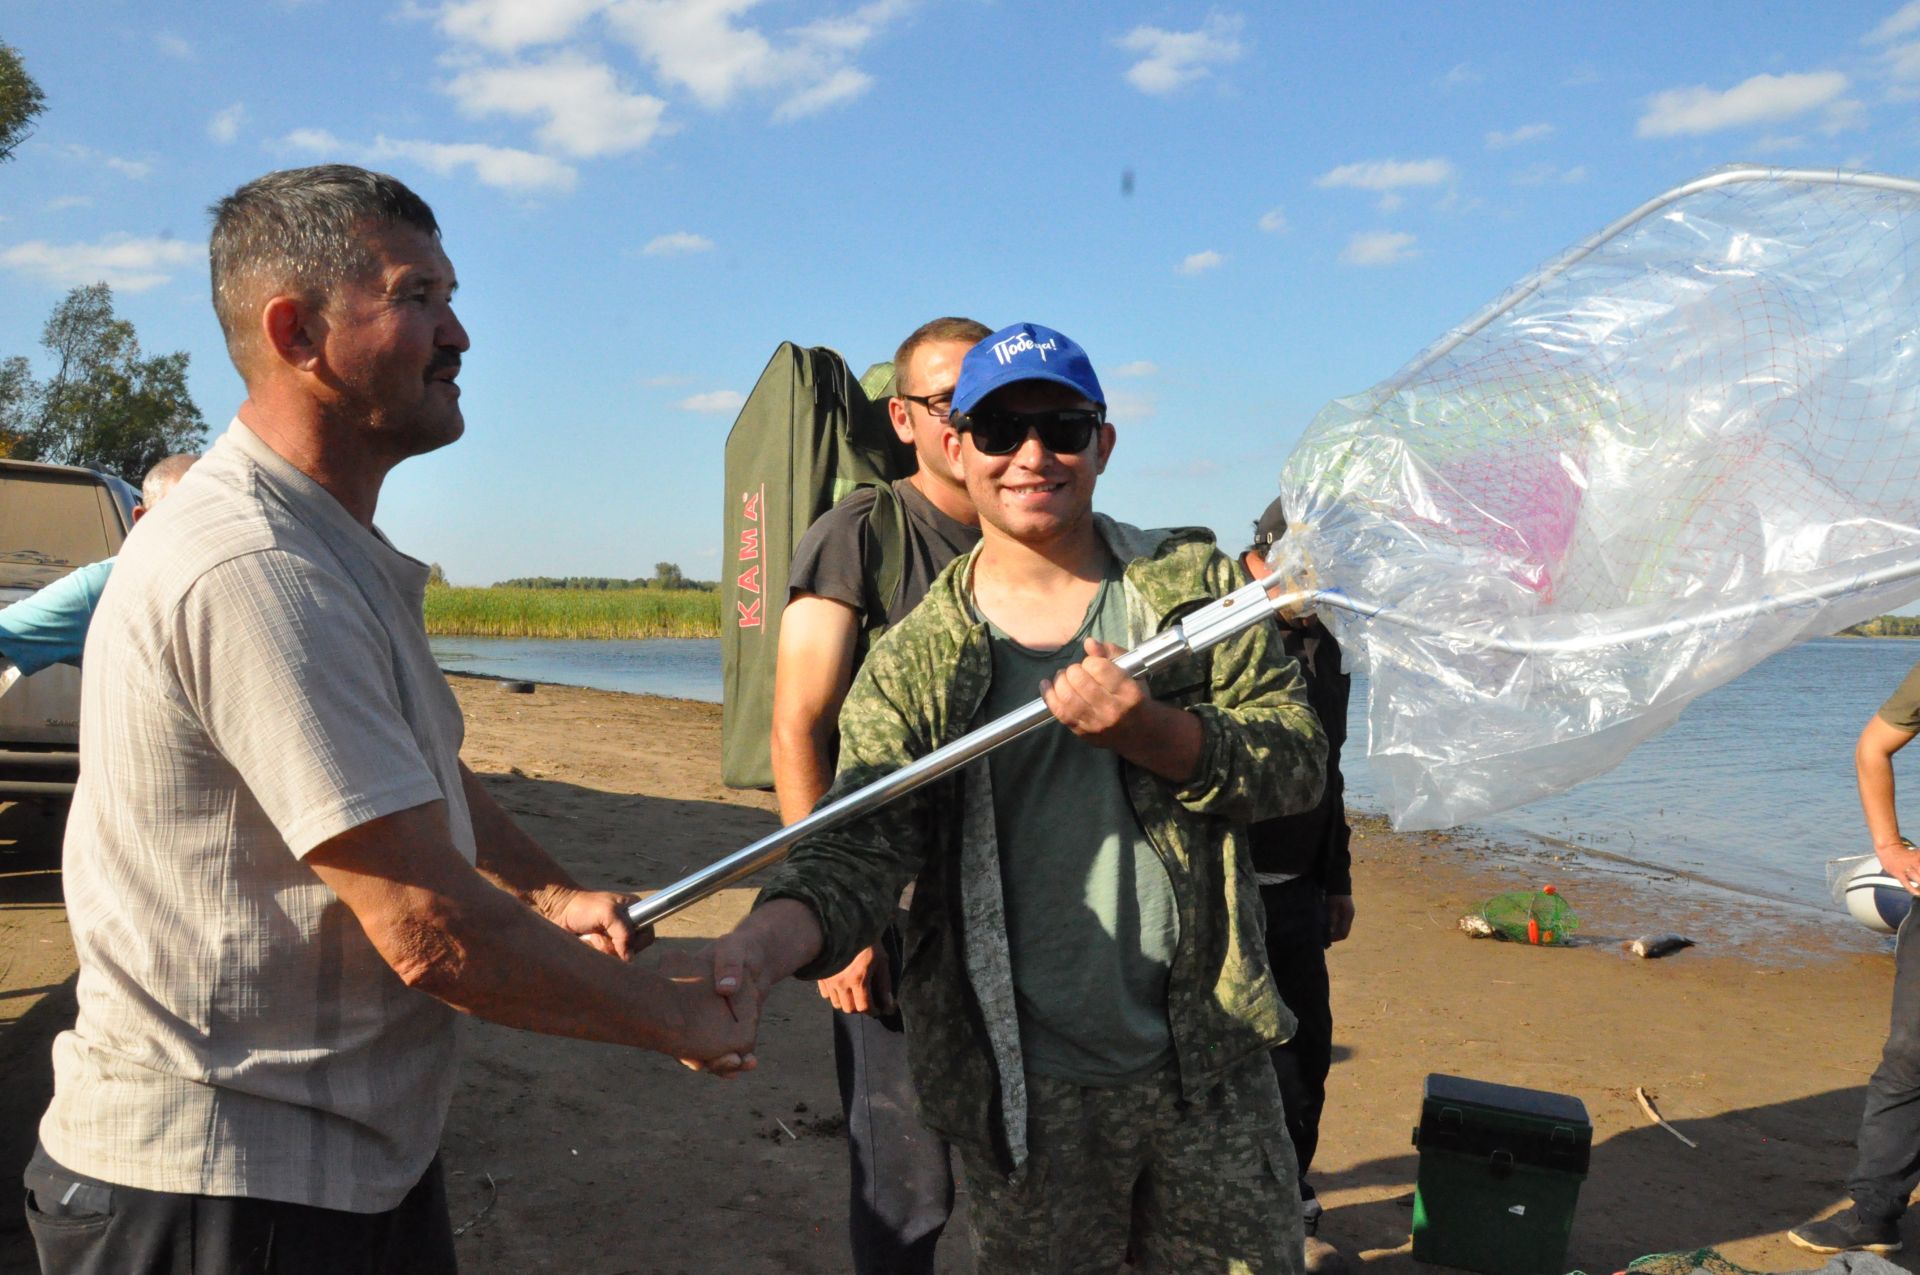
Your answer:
[0,674,1908,1272]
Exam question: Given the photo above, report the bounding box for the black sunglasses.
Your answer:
[951,407,1103,457]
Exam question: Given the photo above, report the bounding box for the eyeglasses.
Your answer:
[951,407,1103,457]
[896,391,954,421]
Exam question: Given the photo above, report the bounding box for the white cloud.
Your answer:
[773,65,872,121]
[1637,71,1849,137]
[1341,231,1417,267]
[1822,97,1868,133]
[282,128,578,194]
[1440,63,1481,89]
[444,53,668,157]
[679,389,745,413]
[1486,122,1554,149]
[1105,390,1157,421]
[1867,1,1920,43]
[1511,163,1588,186]
[642,231,713,256]
[437,0,609,51]
[155,32,192,59]
[1142,458,1222,480]
[642,373,693,386]
[1111,361,1158,378]
[0,233,205,292]
[1116,13,1244,96]
[1257,206,1288,234]
[63,144,150,180]
[208,103,246,144]
[45,195,93,211]
[604,0,905,121]
[1177,250,1224,276]
[1316,157,1455,192]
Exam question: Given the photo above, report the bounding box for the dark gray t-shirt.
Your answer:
[979,563,1180,1086]
[787,478,979,626]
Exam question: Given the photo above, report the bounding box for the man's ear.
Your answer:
[260,294,323,372]
[1093,420,1116,474]
[942,425,968,479]
[888,396,912,445]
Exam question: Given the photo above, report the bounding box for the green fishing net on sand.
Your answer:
[1480,886,1580,945]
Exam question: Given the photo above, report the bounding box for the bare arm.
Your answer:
[770,594,860,825]
[708,897,828,1017]
[1859,715,1920,892]
[460,763,643,957]
[304,800,754,1066]
[769,594,889,1012]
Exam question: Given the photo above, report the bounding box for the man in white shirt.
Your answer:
[23,164,751,1273]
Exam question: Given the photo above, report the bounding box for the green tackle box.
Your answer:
[1410,1073,1592,1275]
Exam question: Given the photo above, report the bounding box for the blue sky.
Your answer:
[4,1,1919,585]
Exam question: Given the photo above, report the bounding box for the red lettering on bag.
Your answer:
[737,598,762,628]
[737,564,760,595]
[738,527,759,561]
[742,490,761,522]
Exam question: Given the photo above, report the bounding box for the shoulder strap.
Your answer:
[859,481,909,637]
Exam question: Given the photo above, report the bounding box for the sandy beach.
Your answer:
[0,673,1908,1274]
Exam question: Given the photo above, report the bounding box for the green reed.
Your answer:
[423,586,721,639]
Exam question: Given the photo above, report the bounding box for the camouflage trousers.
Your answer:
[956,1054,1305,1274]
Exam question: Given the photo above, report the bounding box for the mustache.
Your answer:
[428,353,462,378]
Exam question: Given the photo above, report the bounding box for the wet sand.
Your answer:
[0,674,1905,1272]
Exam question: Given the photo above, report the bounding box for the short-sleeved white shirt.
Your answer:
[39,418,475,1213]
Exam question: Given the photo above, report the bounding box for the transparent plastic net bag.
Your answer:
[1272,168,1920,830]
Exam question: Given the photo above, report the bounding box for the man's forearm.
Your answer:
[728,897,827,986]
[771,720,837,826]
[461,764,581,907]
[391,878,698,1048]
[1111,701,1205,785]
[1860,747,1903,849]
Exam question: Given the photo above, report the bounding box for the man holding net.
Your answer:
[702,322,1328,1270]
[1243,495,1356,1274]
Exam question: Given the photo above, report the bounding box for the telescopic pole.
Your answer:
[622,578,1308,929]
[625,545,1920,929]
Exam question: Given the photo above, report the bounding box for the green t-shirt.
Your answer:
[978,562,1180,1086]
[1881,660,1920,734]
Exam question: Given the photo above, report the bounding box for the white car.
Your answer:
[0,458,138,800]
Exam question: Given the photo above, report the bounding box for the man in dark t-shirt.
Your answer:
[1242,494,1355,1275]
[772,316,991,1275]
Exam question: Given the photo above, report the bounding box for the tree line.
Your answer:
[0,43,206,481]
[491,564,716,592]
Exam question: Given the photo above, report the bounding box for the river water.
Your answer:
[430,633,1918,915]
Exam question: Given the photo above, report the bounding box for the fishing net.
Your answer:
[1478,887,1579,945]
[1274,167,1920,830]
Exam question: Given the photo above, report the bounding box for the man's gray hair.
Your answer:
[140,453,198,508]
[207,165,440,373]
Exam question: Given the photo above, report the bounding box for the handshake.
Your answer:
[563,890,825,1079]
[653,940,769,1079]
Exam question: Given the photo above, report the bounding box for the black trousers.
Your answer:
[832,924,955,1275]
[1262,878,1334,1199]
[23,1142,457,1274]
[1851,901,1920,1221]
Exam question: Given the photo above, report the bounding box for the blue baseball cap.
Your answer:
[952,322,1105,416]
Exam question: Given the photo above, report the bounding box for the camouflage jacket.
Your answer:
[758,516,1327,1172]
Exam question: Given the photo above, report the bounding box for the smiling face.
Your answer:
[945,379,1115,549]
[317,221,470,458]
